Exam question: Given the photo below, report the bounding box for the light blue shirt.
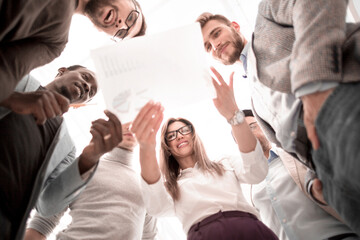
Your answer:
[251,148,354,240]
[240,43,250,77]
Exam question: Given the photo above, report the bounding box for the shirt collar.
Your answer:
[268,149,279,164]
[241,42,250,58]
[179,161,199,177]
[239,42,250,73]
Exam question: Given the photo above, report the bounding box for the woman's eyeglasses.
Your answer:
[165,125,193,142]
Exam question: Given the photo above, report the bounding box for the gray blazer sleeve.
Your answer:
[261,0,348,92]
[0,38,64,102]
[35,125,99,217]
[36,153,99,216]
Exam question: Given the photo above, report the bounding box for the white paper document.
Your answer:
[91,23,212,122]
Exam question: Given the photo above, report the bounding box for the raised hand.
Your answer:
[131,101,164,184]
[131,101,164,149]
[210,67,238,121]
[79,110,123,174]
[0,90,70,124]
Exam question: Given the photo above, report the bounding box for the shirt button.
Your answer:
[290,131,296,137]
[282,219,287,223]
[272,197,277,201]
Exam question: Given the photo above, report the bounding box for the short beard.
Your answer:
[221,29,244,65]
[84,0,116,28]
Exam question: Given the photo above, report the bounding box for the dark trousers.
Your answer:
[314,82,360,236]
[187,211,278,240]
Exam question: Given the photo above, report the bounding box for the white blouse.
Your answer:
[141,140,268,234]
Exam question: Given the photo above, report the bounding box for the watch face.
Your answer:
[234,110,245,125]
[228,110,245,125]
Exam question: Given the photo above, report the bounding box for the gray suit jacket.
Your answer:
[248,0,360,167]
[252,0,360,94]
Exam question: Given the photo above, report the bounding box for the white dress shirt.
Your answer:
[141,141,267,234]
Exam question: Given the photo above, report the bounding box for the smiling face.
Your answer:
[201,19,245,65]
[83,0,144,40]
[118,122,137,151]
[166,121,194,159]
[46,67,98,104]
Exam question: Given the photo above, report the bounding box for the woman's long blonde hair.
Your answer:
[159,118,224,201]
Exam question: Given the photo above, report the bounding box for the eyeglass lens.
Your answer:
[166,125,192,141]
[114,11,139,39]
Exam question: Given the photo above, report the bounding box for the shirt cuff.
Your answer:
[80,163,97,180]
[305,169,328,206]
[295,81,338,98]
[141,176,163,193]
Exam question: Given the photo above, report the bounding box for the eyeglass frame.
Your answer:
[112,0,139,41]
[165,125,193,142]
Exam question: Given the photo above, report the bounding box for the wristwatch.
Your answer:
[227,109,245,126]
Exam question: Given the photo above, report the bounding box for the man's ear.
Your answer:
[56,67,68,77]
[231,21,240,32]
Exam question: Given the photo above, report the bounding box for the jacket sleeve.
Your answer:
[291,0,347,93]
[0,39,65,102]
[35,146,99,216]
[27,208,66,237]
[262,0,348,92]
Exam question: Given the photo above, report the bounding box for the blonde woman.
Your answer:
[131,68,278,240]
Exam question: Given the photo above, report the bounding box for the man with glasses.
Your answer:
[0,0,146,103]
